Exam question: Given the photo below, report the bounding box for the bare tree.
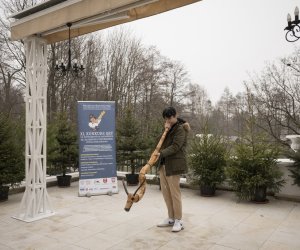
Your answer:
[136,46,165,135]
[0,0,44,115]
[245,55,300,147]
[183,83,210,134]
[160,59,189,107]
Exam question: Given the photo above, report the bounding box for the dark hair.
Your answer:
[89,114,96,119]
[162,107,177,118]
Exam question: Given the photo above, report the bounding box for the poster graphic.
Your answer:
[77,101,118,196]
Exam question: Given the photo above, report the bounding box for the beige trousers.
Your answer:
[159,165,182,220]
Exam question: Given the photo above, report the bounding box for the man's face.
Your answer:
[165,115,177,126]
[90,117,96,123]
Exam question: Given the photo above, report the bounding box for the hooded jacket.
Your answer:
[159,118,190,176]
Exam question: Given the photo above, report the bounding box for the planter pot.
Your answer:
[126,173,139,186]
[252,186,269,203]
[57,175,72,187]
[200,184,216,197]
[0,186,9,202]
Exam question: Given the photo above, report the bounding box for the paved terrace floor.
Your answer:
[0,181,300,250]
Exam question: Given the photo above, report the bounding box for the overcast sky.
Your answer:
[118,0,300,103]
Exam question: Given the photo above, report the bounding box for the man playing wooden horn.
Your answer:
[156,106,190,232]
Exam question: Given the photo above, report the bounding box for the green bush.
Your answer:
[227,134,284,201]
[188,133,227,187]
[0,113,24,188]
[116,108,149,174]
[285,149,300,186]
[47,113,78,176]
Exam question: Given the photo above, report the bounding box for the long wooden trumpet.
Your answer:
[123,126,169,212]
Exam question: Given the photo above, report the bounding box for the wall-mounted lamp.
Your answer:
[285,6,300,42]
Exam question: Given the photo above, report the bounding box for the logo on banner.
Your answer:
[88,111,106,131]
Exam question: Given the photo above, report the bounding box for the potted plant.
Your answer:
[188,133,227,196]
[227,130,285,203]
[285,149,300,186]
[117,108,147,185]
[0,114,25,201]
[48,113,78,187]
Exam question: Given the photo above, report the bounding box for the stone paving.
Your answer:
[0,181,300,250]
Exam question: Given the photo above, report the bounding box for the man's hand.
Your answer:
[153,152,160,157]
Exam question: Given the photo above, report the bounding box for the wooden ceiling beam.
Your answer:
[10,0,201,44]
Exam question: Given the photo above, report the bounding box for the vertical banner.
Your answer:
[77,101,118,196]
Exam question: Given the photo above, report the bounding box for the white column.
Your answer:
[13,36,55,222]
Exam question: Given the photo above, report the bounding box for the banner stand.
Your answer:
[77,101,118,197]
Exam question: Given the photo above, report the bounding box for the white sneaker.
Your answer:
[172,219,184,232]
[157,218,174,227]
